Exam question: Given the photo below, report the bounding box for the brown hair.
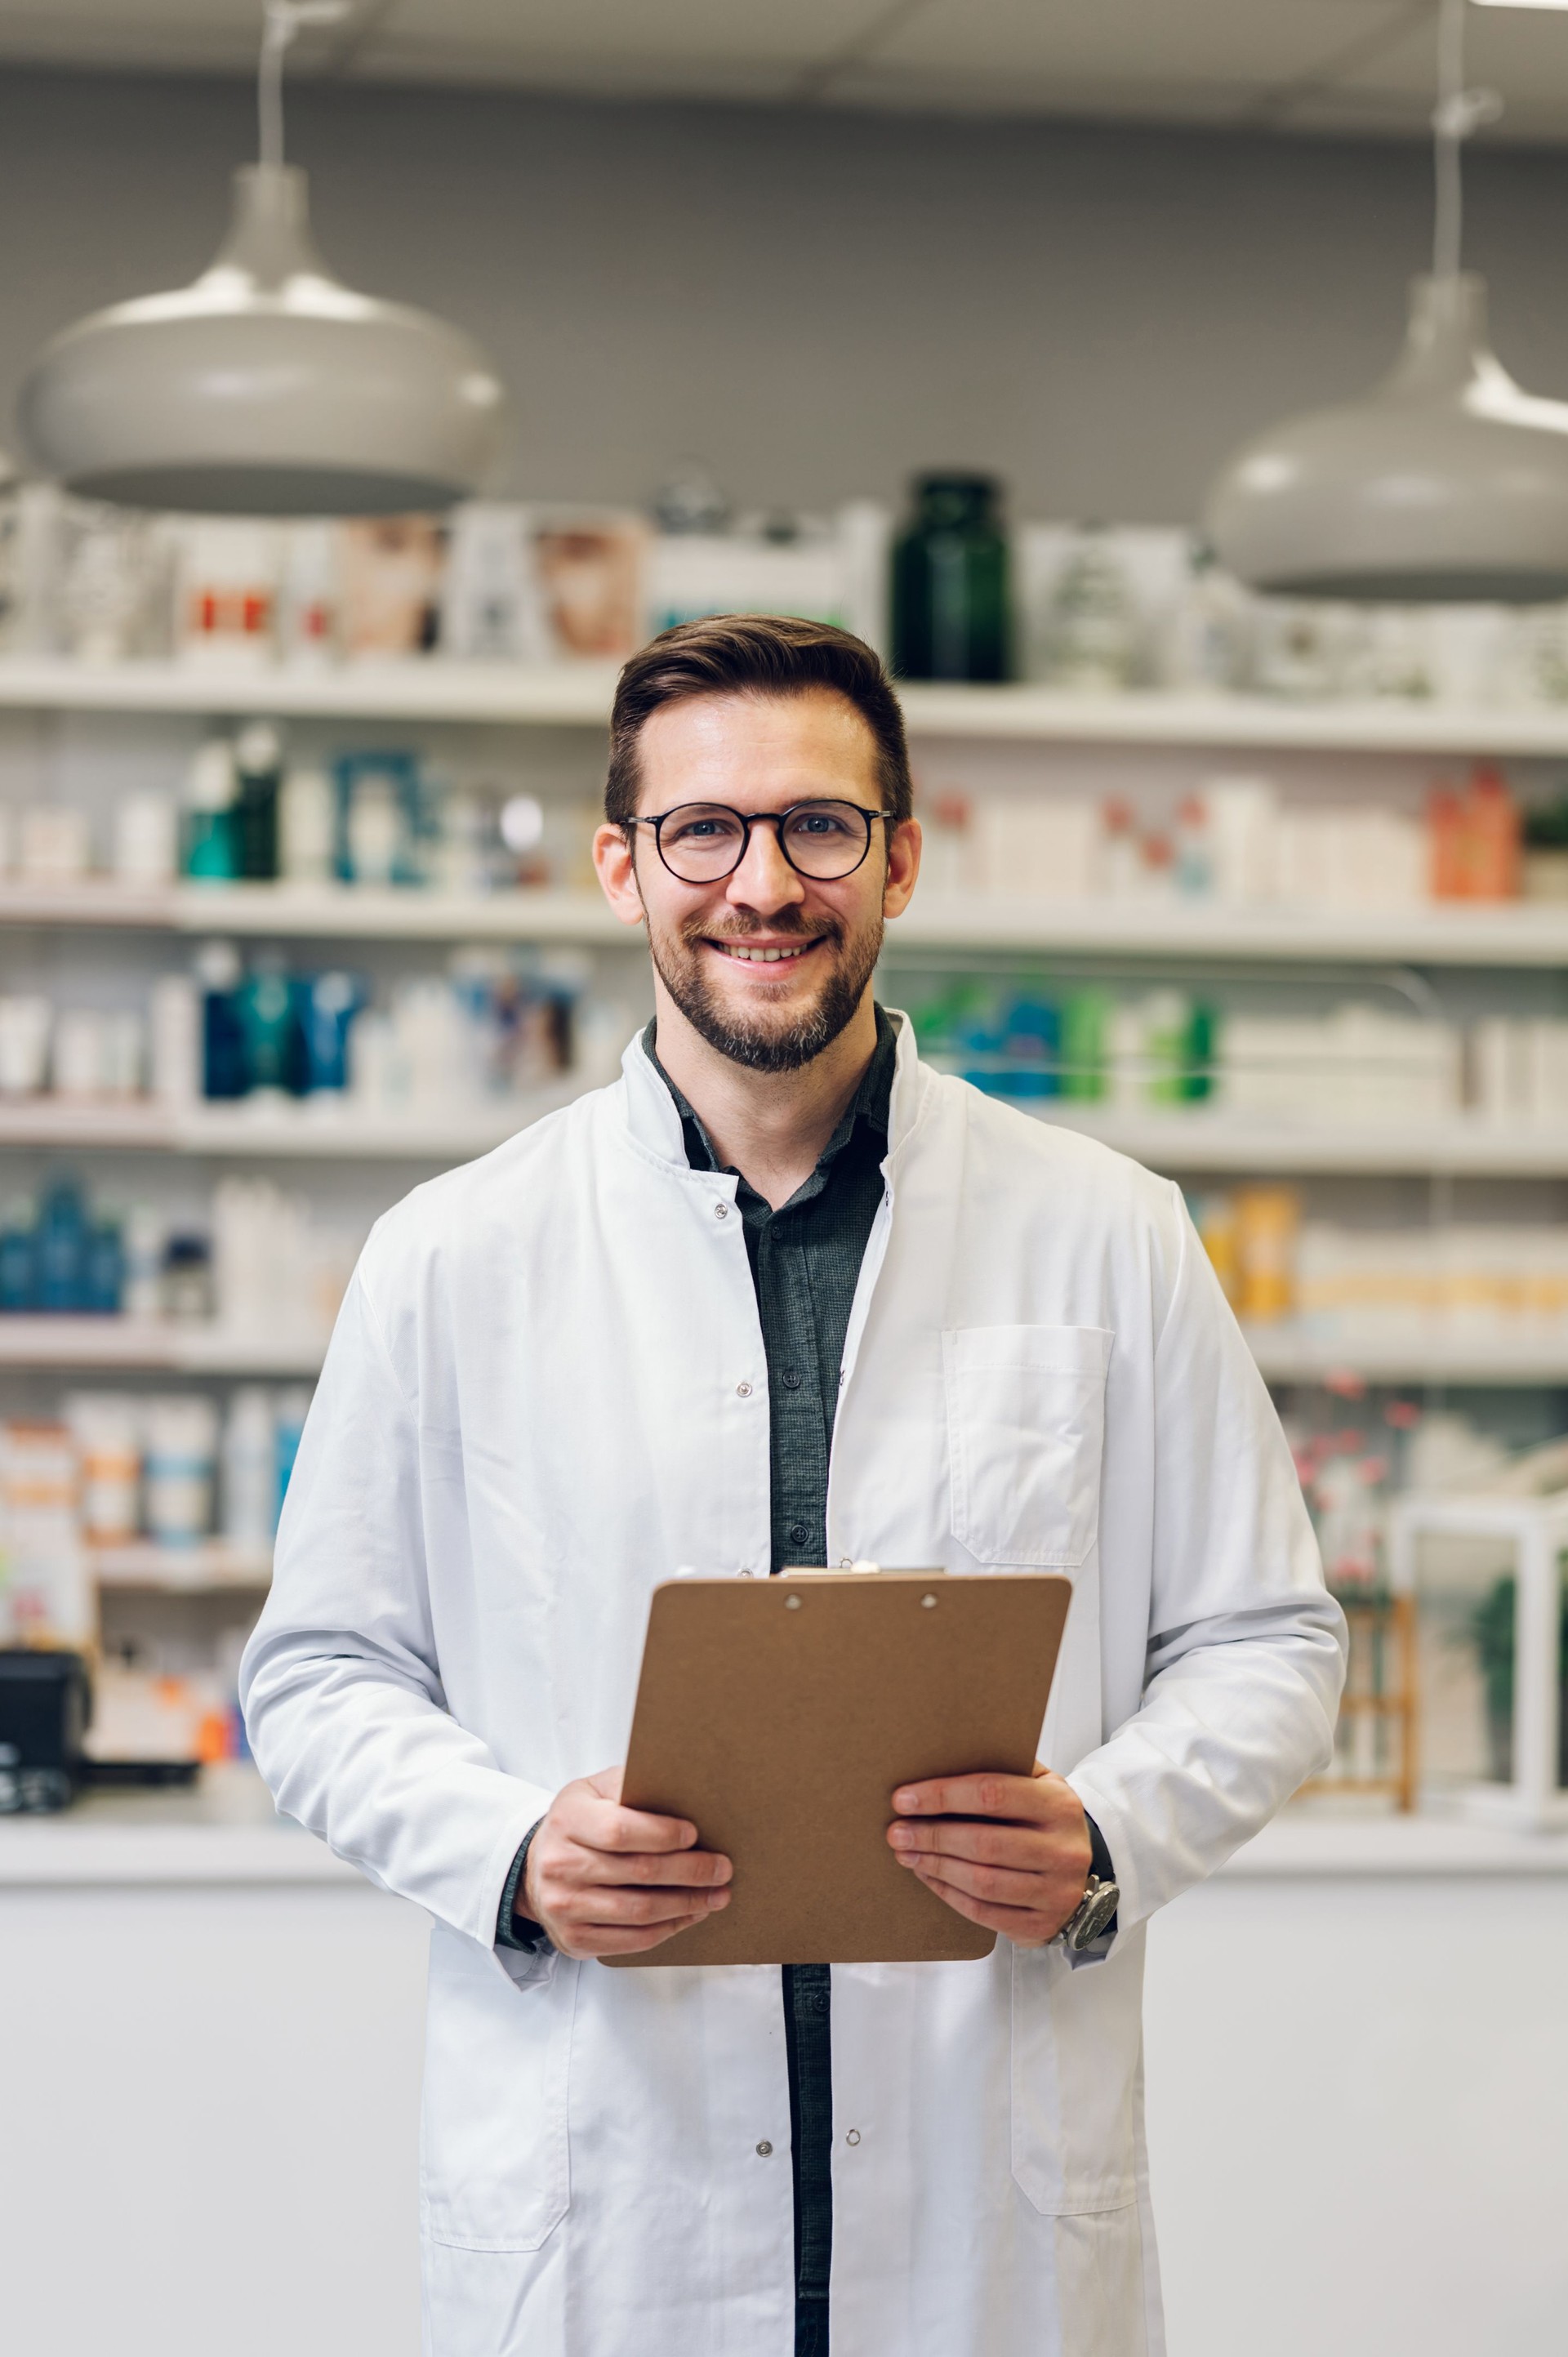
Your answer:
[605,613,912,826]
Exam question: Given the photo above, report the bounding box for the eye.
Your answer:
[666,808,742,844]
[786,804,857,839]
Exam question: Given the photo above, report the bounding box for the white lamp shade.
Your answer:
[17,164,508,515]
[1204,274,1568,603]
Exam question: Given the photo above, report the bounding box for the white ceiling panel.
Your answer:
[363,0,895,69]
[0,0,345,75]
[1,0,1568,147]
[858,0,1419,95]
[1324,4,1568,139]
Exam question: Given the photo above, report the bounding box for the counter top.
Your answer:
[0,1769,361,1886]
[2,1774,1567,1887]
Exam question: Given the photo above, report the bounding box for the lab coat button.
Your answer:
[755,2141,773,2157]
[845,2130,862,2146]
[714,1201,729,1219]
[736,1380,753,1397]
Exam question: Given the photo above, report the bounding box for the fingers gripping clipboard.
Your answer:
[606,1568,1072,1968]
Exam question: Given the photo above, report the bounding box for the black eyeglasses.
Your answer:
[623,800,898,884]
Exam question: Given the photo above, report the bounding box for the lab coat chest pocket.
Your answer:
[1010,1931,1143,2216]
[420,1926,577,2252]
[942,1324,1111,1567]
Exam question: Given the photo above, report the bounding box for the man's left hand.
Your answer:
[886,1762,1091,1948]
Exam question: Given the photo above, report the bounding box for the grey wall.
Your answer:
[2,65,1568,525]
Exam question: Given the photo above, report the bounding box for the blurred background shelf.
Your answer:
[0,657,623,726]
[889,897,1568,968]
[0,1320,324,1374]
[0,1096,564,1157]
[0,1312,1554,1390]
[13,1094,1568,1175]
[11,658,1568,757]
[88,1540,271,1590]
[1243,1329,1568,1387]
[1021,1108,1568,1177]
[2,884,1568,967]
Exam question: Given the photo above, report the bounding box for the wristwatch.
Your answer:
[1054,1872,1121,1954]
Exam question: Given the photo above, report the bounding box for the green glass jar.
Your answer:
[892,473,1012,682]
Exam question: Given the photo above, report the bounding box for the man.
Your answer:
[241,614,1345,2357]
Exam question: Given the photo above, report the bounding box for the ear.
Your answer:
[593,821,648,929]
[883,817,922,921]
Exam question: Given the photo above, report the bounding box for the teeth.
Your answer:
[720,942,808,962]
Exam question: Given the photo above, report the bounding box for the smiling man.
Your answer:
[241,614,1345,2357]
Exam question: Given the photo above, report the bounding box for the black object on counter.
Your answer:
[892,472,1012,683]
[0,1648,91,1813]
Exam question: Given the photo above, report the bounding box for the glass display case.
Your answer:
[1388,1492,1568,1828]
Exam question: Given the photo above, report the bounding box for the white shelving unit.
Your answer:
[1024,1108,1568,1178]
[0,1310,1554,1391]
[1,657,1566,1401]
[4,1094,1567,1174]
[0,1319,324,1375]
[1245,1329,1568,1387]
[7,653,1568,755]
[0,1086,572,1159]
[1,881,1567,968]
[89,1540,272,1590]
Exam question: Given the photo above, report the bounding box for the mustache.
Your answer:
[680,912,842,947]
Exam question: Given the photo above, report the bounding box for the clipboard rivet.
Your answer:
[785,1594,802,1610]
[922,1593,938,1608]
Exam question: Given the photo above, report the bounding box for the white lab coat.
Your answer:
[241,1014,1345,2357]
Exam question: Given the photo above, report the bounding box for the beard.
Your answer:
[646,903,883,1073]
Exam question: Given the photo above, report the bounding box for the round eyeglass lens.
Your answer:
[656,801,873,881]
[780,803,874,877]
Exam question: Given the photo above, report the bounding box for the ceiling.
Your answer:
[5,0,1568,144]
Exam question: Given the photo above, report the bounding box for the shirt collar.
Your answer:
[643,1005,897,1183]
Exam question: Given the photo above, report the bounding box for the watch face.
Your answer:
[1071,1880,1120,1949]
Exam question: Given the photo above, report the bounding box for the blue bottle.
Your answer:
[0,1202,35,1312]
[240,959,307,1096]
[1000,995,1062,1099]
[301,971,363,1094]
[196,942,248,1099]
[36,1178,90,1314]
[85,1220,125,1316]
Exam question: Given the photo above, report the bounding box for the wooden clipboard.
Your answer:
[606,1567,1071,1968]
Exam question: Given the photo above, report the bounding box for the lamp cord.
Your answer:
[258,0,350,172]
[1432,0,1503,283]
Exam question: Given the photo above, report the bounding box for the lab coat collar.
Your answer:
[617,1002,927,1170]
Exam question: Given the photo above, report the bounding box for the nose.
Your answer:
[726,818,806,918]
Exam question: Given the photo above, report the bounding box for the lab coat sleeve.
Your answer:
[1067,1184,1348,1934]
[238,1268,553,1956]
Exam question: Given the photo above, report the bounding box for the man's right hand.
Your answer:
[521,1766,733,1959]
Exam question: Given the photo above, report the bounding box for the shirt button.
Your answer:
[844,2129,862,2147]
[736,1380,753,1397]
[714,1201,729,1220]
[755,2141,773,2157]
[782,1368,803,1391]
[788,1521,808,1546]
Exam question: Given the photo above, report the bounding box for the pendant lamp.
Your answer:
[1204,0,1568,604]
[16,2,507,515]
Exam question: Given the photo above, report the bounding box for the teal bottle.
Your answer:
[892,474,1011,682]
